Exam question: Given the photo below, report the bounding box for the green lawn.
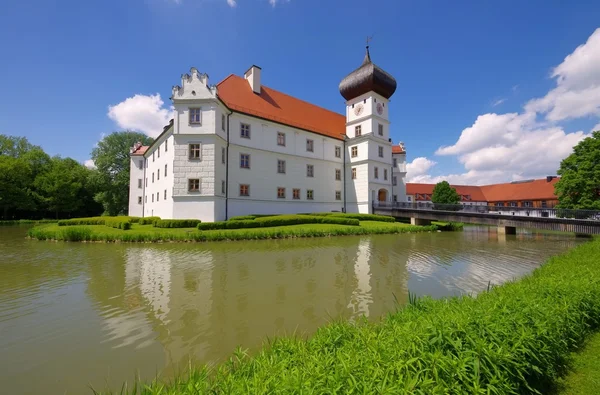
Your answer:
[28,220,433,243]
[555,331,600,394]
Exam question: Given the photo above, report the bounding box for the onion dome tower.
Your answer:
[339,46,397,101]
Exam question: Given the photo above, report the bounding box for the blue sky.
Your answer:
[1,0,599,184]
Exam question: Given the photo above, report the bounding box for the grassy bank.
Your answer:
[555,331,600,394]
[28,221,436,242]
[0,219,58,226]
[95,238,600,394]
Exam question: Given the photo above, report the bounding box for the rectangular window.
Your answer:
[277,159,286,174]
[510,202,517,207]
[153,152,155,162]
[541,201,547,208]
[277,187,286,199]
[306,164,314,177]
[306,189,314,200]
[335,146,341,158]
[306,139,314,152]
[152,172,154,183]
[165,164,167,177]
[392,176,397,186]
[352,168,357,179]
[351,146,358,157]
[355,125,362,137]
[384,168,388,180]
[293,188,300,200]
[137,196,142,205]
[164,189,167,200]
[393,158,397,167]
[335,191,341,201]
[221,147,225,164]
[138,160,143,169]
[189,108,202,124]
[240,153,250,169]
[165,139,168,152]
[378,146,384,158]
[189,144,201,160]
[188,179,200,192]
[240,184,250,197]
[277,132,286,146]
[138,179,142,189]
[393,195,398,202]
[221,180,225,194]
[157,169,160,180]
[158,146,160,158]
[145,195,147,203]
[145,178,147,187]
[156,192,159,202]
[221,114,226,131]
[335,169,341,181]
[524,201,533,208]
[152,194,154,202]
[378,124,383,136]
[374,167,379,179]
[496,202,504,207]
[240,123,251,139]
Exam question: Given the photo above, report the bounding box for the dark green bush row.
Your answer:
[100,239,600,393]
[58,216,107,226]
[154,219,201,228]
[228,215,257,221]
[104,218,131,230]
[198,215,359,230]
[28,222,436,242]
[0,219,58,226]
[432,221,464,231]
[304,212,396,222]
[138,216,161,225]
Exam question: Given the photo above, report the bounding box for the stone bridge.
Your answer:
[373,202,600,235]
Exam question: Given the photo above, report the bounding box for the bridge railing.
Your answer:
[374,201,600,221]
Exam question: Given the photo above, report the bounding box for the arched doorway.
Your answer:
[378,188,388,202]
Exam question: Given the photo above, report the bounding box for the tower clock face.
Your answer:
[354,104,364,116]
[376,103,384,115]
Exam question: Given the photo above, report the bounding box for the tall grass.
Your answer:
[28,222,435,242]
[96,239,600,394]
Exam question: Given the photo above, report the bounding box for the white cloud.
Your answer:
[406,157,436,181]
[227,0,237,7]
[492,98,506,107]
[107,94,174,138]
[269,0,290,6]
[525,28,600,121]
[84,159,96,169]
[414,30,600,185]
[593,123,600,132]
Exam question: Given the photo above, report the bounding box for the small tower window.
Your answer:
[355,125,362,137]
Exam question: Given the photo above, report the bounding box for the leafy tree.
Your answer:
[91,131,153,216]
[0,156,35,219]
[34,157,89,218]
[555,130,600,210]
[0,134,35,157]
[431,181,461,205]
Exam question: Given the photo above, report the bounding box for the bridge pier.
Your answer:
[411,218,432,226]
[498,225,517,235]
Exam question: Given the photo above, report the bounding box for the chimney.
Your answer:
[244,65,262,94]
[546,176,556,182]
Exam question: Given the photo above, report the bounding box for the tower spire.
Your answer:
[364,36,373,64]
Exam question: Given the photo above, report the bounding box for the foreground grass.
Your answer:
[94,239,600,394]
[555,331,600,394]
[28,221,435,242]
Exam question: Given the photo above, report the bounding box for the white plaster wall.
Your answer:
[392,152,408,202]
[143,131,175,218]
[128,156,145,217]
[171,197,225,222]
[345,92,389,124]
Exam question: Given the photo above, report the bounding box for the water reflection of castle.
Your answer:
[117,237,410,369]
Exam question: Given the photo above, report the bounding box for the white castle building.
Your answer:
[128,47,407,222]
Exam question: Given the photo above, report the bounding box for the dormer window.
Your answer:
[189,108,201,124]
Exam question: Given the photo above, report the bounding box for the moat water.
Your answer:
[0,226,585,394]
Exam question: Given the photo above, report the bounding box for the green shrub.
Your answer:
[104,218,132,230]
[0,219,58,226]
[432,221,464,231]
[198,215,359,230]
[102,239,600,393]
[58,216,107,226]
[228,215,257,221]
[154,219,201,228]
[129,216,141,223]
[305,212,396,222]
[138,216,161,225]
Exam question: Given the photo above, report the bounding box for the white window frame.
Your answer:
[240,153,250,169]
[335,191,341,201]
[306,139,314,152]
[277,187,286,199]
[240,123,251,139]
[306,189,314,200]
[335,169,341,181]
[189,143,202,160]
[188,179,200,192]
[374,167,379,179]
[277,132,286,146]
[335,146,341,158]
[277,159,286,174]
[306,164,314,177]
[239,184,250,197]
[351,146,358,158]
[292,188,300,200]
[378,146,383,158]
[189,108,202,124]
[355,125,362,137]
[378,124,383,136]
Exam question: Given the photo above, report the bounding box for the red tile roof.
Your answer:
[131,145,149,156]
[406,178,560,202]
[217,74,347,141]
[392,145,405,154]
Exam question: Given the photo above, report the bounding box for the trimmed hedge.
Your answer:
[154,219,201,228]
[306,212,396,222]
[138,216,161,225]
[58,216,108,226]
[198,215,359,230]
[104,218,131,230]
[228,215,257,221]
[104,239,600,393]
